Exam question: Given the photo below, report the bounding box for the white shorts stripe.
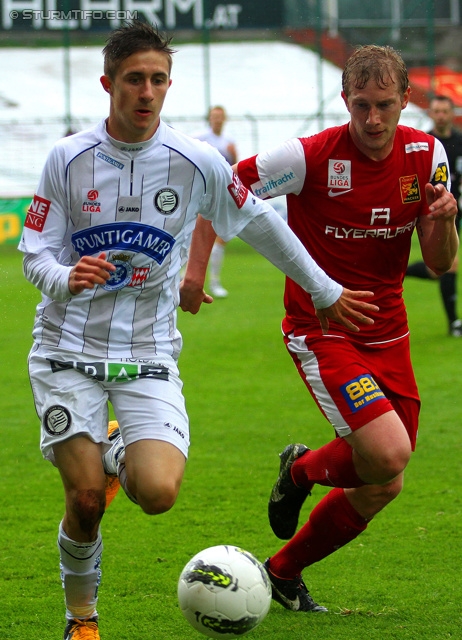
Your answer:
[286,333,352,438]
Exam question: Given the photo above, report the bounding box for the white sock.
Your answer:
[118,462,138,504]
[210,243,225,285]
[58,522,103,620]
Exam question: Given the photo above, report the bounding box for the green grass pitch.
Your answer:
[0,237,460,639]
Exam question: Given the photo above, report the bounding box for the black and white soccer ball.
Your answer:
[177,545,272,638]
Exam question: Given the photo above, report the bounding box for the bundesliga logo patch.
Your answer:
[81,188,102,213]
[327,159,352,196]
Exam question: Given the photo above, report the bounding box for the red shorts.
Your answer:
[284,332,420,450]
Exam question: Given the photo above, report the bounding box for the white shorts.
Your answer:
[28,346,190,464]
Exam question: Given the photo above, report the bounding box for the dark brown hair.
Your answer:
[429,94,455,109]
[103,20,176,79]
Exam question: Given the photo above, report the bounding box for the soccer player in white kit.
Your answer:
[193,105,238,297]
[18,21,377,639]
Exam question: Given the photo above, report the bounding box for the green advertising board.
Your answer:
[0,198,30,246]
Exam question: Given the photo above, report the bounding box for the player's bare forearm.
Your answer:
[180,215,217,313]
[419,183,459,275]
[315,288,378,334]
[187,215,217,278]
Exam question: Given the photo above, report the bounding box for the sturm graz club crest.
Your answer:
[154,188,179,215]
[44,405,71,436]
[102,254,133,291]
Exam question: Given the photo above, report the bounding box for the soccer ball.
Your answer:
[177,545,272,638]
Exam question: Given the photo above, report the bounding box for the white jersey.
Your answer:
[18,119,271,361]
[194,128,236,165]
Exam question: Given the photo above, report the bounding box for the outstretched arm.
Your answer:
[237,208,378,332]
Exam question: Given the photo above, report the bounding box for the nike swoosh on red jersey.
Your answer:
[328,189,353,197]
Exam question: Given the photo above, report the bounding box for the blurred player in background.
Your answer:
[406,94,462,336]
[195,105,238,167]
[193,105,238,297]
[184,45,458,613]
[18,21,377,640]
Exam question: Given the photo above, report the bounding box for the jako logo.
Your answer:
[164,422,185,439]
[87,189,99,201]
[118,206,140,213]
[333,162,345,174]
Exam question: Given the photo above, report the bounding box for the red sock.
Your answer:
[292,438,364,488]
[269,488,368,578]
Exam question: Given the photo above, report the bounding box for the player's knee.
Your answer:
[136,481,180,516]
[368,433,412,484]
[372,441,411,483]
[69,489,106,533]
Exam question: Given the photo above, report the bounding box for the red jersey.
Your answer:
[237,124,450,345]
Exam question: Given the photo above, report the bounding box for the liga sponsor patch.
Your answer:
[327,159,352,191]
[24,194,51,232]
[399,174,421,203]
[81,188,101,213]
[340,374,385,412]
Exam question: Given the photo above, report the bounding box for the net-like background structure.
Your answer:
[0,111,432,198]
[0,41,432,197]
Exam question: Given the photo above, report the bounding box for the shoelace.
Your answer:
[68,618,99,639]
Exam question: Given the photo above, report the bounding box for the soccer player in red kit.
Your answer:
[181,45,458,612]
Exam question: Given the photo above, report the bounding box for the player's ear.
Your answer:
[100,75,113,95]
[401,86,411,110]
[341,91,350,112]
